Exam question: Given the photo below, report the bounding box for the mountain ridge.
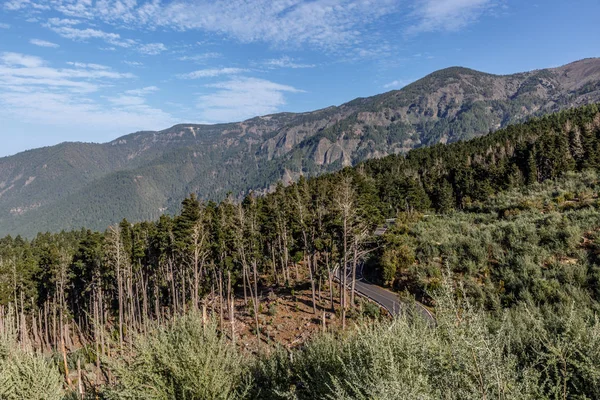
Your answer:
[2,57,600,237]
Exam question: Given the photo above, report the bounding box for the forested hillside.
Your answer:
[0,104,600,398]
[2,58,600,237]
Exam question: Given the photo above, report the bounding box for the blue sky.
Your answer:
[0,0,599,157]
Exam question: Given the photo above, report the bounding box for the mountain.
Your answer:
[2,58,600,237]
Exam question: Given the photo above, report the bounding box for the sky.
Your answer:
[0,0,599,157]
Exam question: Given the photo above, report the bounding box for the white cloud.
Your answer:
[196,77,303,122]
[46,17,80,26]
[66,62,110,70]
[125,86,159,96]
[30,38,60,48]
[0,91,175,132]
[124,60,144,67]
[10,0,400,51]
[0,23,10,29]
[138,42,167,55]
[46,22,136,48]
[178,52,222,63]
[263,56,315,69]
[45,18,166,55]
[4,0,31,11]
[407,0,494,34]
[178,67,247,79]
[383,79,412,89]
[0,53,174,133]
[0,52,134,92]
[1,52,45,68]
[107,95,146,106]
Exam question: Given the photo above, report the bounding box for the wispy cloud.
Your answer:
[0,91,175,132]
[124,61,144,67]
[178,52,222,63]
[47,17,79,26]
[407,0,495,34]
[383,79,412,89]
[196,77,303,122]
[262,56,315,69]
[107,95,147,106]
[1,52,45,68]
[125,86,159,96]
[138,43,167,55]
[0,52,133,93]
[66,62,110,70]
[0,23,10,29]
[44,18,166,55]
[46,22,136,48]
[0,53,174,133]
[178,67,247,79]
[30,38,60,48]
[8,0,400,52]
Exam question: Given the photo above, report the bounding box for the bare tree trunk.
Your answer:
[181,267,187,314]
[327,253,335,312]
[60,312,72,388]
[218,271,224,330]
[118,262,124,349]
[282,228,290,285]
[154,281,160,325]
[250,260,261,351]
[193,245,199,311]
[351,238,358,307]
[335,177,355,330]
[271,243,279,285]
[228,271,235,344]
[307,254,317,314]
[44,302,50,351]
[52,299,57,350]
[242,263,248,305]
[77,358,84,398]
[169,259,177,316]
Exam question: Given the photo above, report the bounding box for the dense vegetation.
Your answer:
[0,104,600,398]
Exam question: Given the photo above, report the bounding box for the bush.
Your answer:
[101,312,249,400]
[0,312,64,400]
[360,300,381,319]
[248,282,543,400]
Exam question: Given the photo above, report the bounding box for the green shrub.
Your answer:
[0,313,64,400]
[268,303,278,317]
[101,312,249,400]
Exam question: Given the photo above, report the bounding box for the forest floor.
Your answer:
[225,274,382,353]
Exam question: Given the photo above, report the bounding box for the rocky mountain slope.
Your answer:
[2,58,600,237]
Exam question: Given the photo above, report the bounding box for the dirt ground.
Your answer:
[221,277,380,352]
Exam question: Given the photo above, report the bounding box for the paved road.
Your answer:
[335,264,435,325]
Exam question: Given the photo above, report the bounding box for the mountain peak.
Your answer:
[2,58,600,237]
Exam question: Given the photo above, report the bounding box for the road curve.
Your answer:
[335,264,435,325]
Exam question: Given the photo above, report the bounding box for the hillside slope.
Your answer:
[2,58,600,237]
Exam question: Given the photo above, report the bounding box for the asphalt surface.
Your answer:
[335,264,435,325]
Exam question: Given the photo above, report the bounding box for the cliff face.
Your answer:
[2,58,600,237]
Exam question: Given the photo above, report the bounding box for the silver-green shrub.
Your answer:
[102,313,249,400]
[0,313,64,400]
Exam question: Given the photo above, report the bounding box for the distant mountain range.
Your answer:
[2,58,600,237]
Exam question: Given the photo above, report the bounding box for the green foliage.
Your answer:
[369,170,600,312]
[247,279,600,400]
[0,312,64,400]
[0,105,600,399]
[102,313,249,400]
